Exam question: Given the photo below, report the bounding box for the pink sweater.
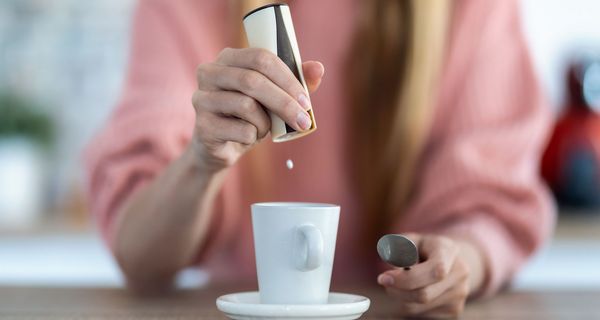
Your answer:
[85,0,555,295]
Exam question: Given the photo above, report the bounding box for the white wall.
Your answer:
[0,0,136,211]
[520,0,600,110]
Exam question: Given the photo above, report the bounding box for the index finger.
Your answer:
[218,48,312,110]
[380,236,459,290]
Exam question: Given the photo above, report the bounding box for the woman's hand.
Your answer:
[377,234,486,319]
[192,47,324,172]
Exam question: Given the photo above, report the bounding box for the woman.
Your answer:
[85,0,555,317]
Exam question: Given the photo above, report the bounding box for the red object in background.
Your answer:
[542,58,600,207]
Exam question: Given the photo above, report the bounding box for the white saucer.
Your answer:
[216,291,370,320]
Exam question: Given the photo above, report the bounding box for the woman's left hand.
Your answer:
[377,234,486,318]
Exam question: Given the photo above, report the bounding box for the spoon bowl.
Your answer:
[377,234,419,268]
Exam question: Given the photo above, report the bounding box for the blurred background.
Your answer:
[1,0,599,289]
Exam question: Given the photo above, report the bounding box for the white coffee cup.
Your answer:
[251,202,340,304]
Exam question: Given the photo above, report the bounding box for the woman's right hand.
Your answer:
[191,48,325,172]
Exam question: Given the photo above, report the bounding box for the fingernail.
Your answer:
[317,63,325,77]
[298,93,311,111]
[377,274,394,286]
[297,112,312,131]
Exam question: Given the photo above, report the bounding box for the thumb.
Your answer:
[302,61,324,93]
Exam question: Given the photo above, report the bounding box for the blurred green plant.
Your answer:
[0,92,54,150]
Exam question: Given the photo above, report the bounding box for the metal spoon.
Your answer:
[377,234,419,270]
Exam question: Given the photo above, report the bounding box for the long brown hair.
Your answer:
[348,1,450,246]
[234,0,450,244]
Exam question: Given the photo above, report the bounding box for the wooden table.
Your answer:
[1,286,598,319]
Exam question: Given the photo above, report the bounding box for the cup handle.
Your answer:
[293,224,323,271]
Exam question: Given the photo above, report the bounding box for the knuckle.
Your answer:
[433,262,449,281]
[238,96,258,114]
[196,64,217,90]
[191,91,201,109]
[252,49,274,70]
[196,64,207,82]
[257,121,270,139]
[457,259,470,277]
[239,71,261,92]
[191,90,207,110]
[240,125,257,145]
